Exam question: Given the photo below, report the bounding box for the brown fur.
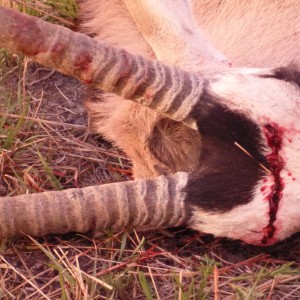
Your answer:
[78,0,300,178]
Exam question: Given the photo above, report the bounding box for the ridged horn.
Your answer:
[0,7,203,129]
[0,172,189,238]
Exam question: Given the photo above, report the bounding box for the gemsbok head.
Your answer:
[0,7,300,246]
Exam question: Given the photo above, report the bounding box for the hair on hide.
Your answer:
[259,64,300,87]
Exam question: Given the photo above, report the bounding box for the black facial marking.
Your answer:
[185,83,267,212]
[259,64,300,88]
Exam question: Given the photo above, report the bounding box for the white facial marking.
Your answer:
[189,184,270,245]
[205,70,300,244]
[210,71,300,128]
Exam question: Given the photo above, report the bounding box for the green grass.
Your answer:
[0,0,77,27]
[46,0,77,19]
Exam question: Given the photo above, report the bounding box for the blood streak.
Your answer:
[261,123,285,244]
[74,51,92,72]
[74,51,93,84]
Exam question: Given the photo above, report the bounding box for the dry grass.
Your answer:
[0,1,300,299]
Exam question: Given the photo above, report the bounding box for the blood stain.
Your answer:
[261,123,285,245]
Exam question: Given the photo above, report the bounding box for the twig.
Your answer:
[214,266,219,300]
[0,254,51,300]
[0,112,87,130]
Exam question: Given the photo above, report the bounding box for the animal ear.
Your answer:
[148,118,202,173]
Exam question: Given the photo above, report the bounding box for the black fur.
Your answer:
[259,64,300,87]
[185,83,267,212]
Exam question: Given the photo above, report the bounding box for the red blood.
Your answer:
[261,123,285,244]
[260,186,267,192]
[11,14,46,56]
[74,51,92,71]
[73,51,93,83]
[83,79,93,85]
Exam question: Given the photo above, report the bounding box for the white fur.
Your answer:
[189,181,270,245]
[209,71,300,127]
[275,134,300,241]
[189,173,300,245]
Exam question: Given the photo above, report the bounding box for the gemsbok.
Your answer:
[0,0,299,246]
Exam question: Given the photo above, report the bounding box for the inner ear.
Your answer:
[148,118,201,173]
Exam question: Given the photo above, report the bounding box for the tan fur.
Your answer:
[193,0,300,67]
[122,0,229,69]
[78,0,300,178]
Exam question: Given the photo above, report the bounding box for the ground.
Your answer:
[0,1,300,299]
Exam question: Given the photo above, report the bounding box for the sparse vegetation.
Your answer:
[0,1,300,299]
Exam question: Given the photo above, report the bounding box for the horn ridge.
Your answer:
[0,7,203,127]
[0,173,190,237]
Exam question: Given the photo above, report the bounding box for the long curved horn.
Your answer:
[0,7,203,129]
[0,172,189,237]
